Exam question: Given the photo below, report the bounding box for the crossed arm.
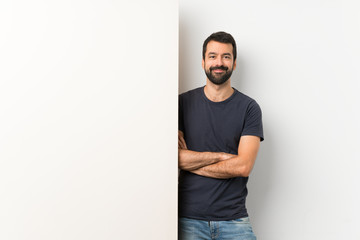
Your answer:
[178,130,260,179]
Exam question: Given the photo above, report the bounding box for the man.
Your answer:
[178,31,264,240]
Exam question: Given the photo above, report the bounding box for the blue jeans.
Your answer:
[179,217,256,240]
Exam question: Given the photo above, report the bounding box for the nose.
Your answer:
[215,56,223,66]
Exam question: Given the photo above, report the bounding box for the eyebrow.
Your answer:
[208,52,232,56]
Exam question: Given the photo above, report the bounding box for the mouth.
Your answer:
[210,66,228,74]
[213,69,225,73]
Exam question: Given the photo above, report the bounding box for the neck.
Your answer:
[204,79,234,102]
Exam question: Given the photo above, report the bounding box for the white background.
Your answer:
[180,0,360,239]
[0,1,177,239]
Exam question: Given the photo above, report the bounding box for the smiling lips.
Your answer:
[210,66,228,74]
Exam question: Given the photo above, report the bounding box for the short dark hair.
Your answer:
[202,31,237,61]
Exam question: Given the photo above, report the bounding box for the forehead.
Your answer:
[205,40,233,55]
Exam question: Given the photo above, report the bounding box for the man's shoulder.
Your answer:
[232,88,259,106]
[179,86,204,96]
[179,86,204,100]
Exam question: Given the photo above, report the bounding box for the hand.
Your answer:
[178,130,188,150]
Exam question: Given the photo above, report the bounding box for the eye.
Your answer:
[224,55,231,59]
[209,55,215,59]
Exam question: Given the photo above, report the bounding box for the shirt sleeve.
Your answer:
[241,100,264,141]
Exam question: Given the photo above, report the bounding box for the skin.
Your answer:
[202,40,236,102]
[178,40,261,179]
[178,130,235,171]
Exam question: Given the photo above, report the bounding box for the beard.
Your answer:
[205,65,233,85]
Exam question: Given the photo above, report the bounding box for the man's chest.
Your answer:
[182,102,246,153]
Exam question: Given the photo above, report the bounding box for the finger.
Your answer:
[178,138,184,149]
[179,137,187,149]
[178,131,188,149]
[182,139,187,149]
[179,139,186,149]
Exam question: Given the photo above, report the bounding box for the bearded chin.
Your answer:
[205,69,233,85]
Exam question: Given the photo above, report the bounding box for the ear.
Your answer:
[202,59,205,69]
[233,59,237,70]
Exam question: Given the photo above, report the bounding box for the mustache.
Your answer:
[210,66,228,71]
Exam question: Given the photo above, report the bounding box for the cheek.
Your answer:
[203,62,209,70]
[226,61,234,69]
[204,61,215,69]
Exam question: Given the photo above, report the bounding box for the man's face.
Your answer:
[202,40,236,85]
